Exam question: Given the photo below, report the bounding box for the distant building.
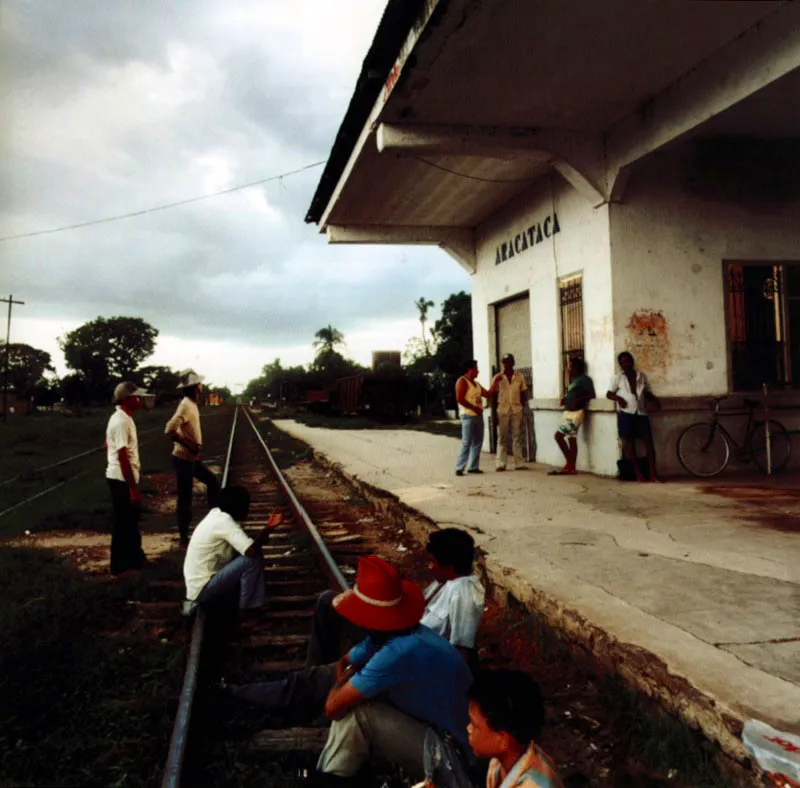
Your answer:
[306,0,800,475]
[0,394,33,415]
[372,350,402,371]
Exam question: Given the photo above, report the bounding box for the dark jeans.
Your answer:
[617,411,652,440]
[307,590,368,666]
[108,479,145,575]
[174,457,220,541]
[196,553,266,610]
[231,590,367,722]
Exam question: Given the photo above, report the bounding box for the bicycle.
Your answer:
[676,396,792,477]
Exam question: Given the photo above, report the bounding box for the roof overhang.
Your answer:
[307,0,800,272]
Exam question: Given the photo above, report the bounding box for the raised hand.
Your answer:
[266,508,285,528]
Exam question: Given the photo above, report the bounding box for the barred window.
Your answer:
[559,275,584,392]
[726,262,800,390]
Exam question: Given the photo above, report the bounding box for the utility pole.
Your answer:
[2,295,25,421]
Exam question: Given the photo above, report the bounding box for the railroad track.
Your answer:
[161,406,373,787]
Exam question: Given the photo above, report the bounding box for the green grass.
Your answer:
[0,546,188,788]
[0,407,236,787]
[0,408,230,538]
[0,408,168,481]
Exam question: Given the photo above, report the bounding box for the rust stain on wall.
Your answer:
[626,309,670,371]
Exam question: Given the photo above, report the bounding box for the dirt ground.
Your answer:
[2,420,741,788]
[272,435,739,787]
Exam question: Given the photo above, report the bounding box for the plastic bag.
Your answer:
[742,719,800,782]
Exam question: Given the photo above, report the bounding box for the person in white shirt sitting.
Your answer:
[182,485,283,615]
[227,527,485,721]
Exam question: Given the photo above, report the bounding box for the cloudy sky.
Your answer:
[0,0,469,390]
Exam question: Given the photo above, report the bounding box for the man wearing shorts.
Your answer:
[550,357,594,476]
[607,351,662,482]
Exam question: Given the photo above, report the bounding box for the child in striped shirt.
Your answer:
[468,669,563,788]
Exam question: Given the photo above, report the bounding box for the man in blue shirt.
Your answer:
[313,555,472,784]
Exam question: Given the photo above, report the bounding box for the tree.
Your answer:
[2,342,54,396]
[138,365,181,392]
[310,349,364,379]
[60,372,90,406]
[59,316,158,400]
[431,292,472,376]
[414,297,435,355]
[210,385,232,402]
[244,358,308,403]
[312,325,345,357]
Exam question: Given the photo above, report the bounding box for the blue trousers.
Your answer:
[196,553,266,610]
[456,415,484,472]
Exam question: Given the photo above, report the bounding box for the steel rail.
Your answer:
[0,424,166,487]
[0,428,180,521]
[161,405,239,788]
[0,446,99,486]
[242,406,349,593]
[162,406,350,787]
[0,468,94,520]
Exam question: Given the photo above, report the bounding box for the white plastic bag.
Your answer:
[743,720,800,781]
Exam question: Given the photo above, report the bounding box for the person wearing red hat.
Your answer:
[310,555,473,784]
[227,531,484,723]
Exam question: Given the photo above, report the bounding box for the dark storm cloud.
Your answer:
[0,0,469,356]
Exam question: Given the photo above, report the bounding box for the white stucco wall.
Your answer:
[467,141,800,478]
[608,142,800,474]
[472,175,617,473]
[610,143,800,398]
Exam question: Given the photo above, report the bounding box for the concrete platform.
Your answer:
[273,419,799,764]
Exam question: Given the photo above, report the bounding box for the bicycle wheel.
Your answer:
[677,422,730,477]
[750,420,792,473]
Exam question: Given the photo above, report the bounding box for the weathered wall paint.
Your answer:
[609,142,800,398]
[467,139,800,476]
[625,309,671,372]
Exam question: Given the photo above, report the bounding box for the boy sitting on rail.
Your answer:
[311,555,473,786]
[228,527,484,717]
[309,527,485,666]
[181,485,283,615]
[424,668,563,788]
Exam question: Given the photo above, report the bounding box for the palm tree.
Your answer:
[312,325,345,355]
[415,297,435,355]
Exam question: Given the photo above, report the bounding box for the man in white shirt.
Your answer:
[182,485,284,614]
[606,351,662,482]
[227,528,485,720]
[491,353,529,471]
[165,369,220,547]
[105,381,150,576]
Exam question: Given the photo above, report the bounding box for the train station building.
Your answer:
[307,0,800,476]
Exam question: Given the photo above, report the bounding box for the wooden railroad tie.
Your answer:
[249,728,330,752]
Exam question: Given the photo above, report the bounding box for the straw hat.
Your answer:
[332,555,425,631]
[113,381,150,404]
[176,369,205,389]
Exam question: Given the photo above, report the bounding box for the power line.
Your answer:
[0,160,327,242]
[412,155,541,183]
